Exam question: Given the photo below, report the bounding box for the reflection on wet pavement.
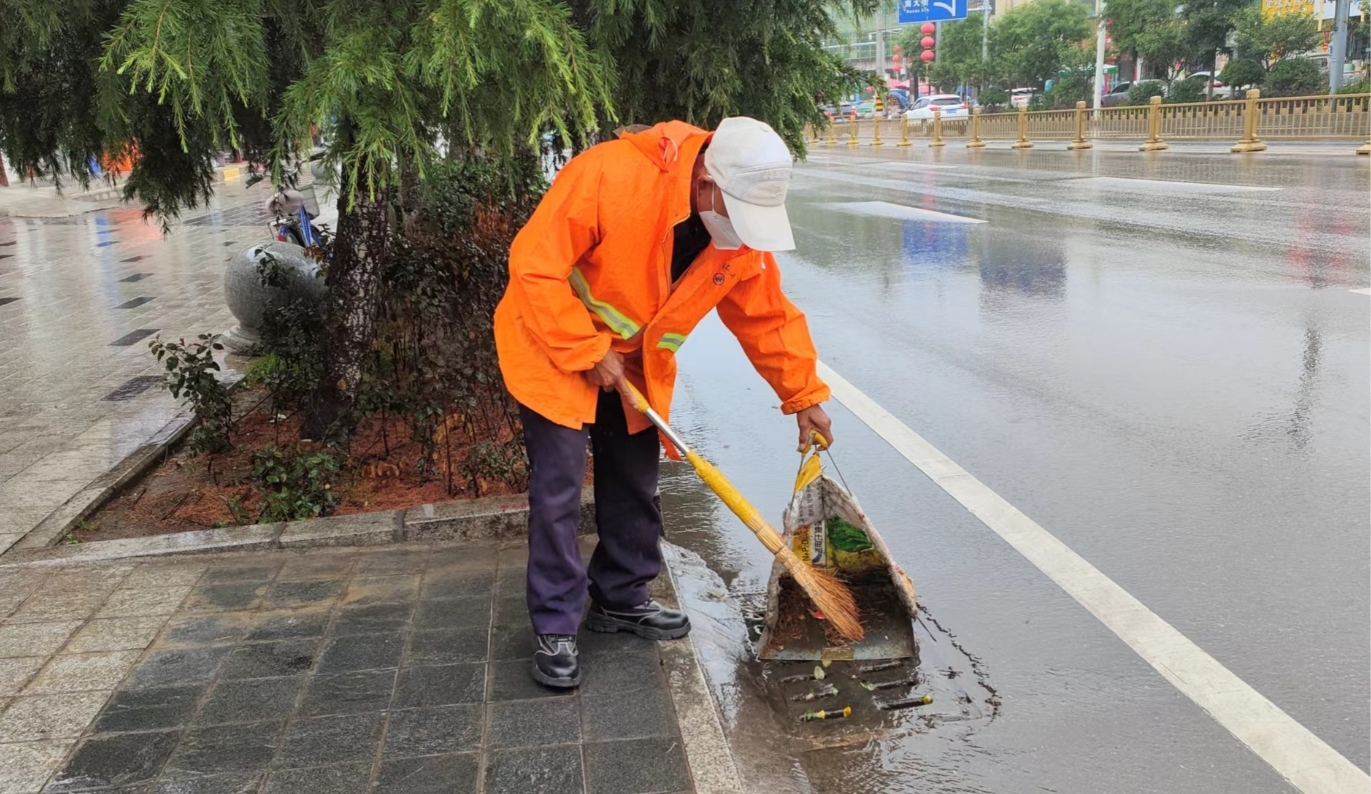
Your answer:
[664,147,1366,792]
[0,176,283,552]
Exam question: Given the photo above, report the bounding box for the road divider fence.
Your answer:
[810,90,1371,155]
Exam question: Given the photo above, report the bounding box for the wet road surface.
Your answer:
[663,147,1369,793]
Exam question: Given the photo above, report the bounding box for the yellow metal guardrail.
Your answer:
[808,90,1371,154]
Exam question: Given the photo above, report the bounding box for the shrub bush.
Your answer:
[1337,79,1370,95]
[1165,78,1207,104]
[1266,58,1322,94]
[149,334,232,455]
[1219,59,1266,93]
[1126,81,1167,105]
[978,87,1009,106]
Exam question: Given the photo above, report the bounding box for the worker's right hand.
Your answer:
[586,348,626,392]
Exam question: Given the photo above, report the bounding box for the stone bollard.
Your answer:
[221,242,327,354]
[898,114,912,147]
[1012,105,1033,149]
[1068,101,1093,150]
[1231,89,1268,153]
[1139,95,1169,152]
[929,107,946,148]
[967,107,987,149]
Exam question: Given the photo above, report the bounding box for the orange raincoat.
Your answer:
[494,121,829,443]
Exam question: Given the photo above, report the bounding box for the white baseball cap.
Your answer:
[704,117,795,252]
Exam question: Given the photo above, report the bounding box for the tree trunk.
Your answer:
[303,159,392,442]
[398,151,421,234]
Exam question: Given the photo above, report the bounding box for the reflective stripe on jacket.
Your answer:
[494,120,829,440]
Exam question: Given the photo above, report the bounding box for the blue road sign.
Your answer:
[898,0,968,22]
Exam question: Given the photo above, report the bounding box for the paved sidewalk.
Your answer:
[0,539,696,794]
[0,174,267,554]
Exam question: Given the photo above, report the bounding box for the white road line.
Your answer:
[818,361,1370,794]
[1350,288,1371,295]
[826,201,986,224]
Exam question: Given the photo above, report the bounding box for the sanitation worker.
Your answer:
[495,117,834,688]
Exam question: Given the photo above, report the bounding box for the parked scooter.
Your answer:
[245,157,323,248]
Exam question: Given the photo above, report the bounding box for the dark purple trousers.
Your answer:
[519,390,662,636]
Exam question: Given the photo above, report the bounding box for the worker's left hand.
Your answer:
[796,405,834,451]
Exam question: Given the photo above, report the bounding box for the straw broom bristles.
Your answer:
[684,450,864,641]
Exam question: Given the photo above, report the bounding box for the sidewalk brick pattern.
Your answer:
[0,541,694,794]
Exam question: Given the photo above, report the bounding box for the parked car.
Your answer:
[1102,79,1167,107]
[820,101,857,119]
[855,100,877,119]
[906,94,969,124]
[1186,72,1233,99]
[1010,88,1035,108]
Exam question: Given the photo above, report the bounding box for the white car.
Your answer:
[1185,72,1233,99]
[1010,88,1035,108]
[905,95,969,122]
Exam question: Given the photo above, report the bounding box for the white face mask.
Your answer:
[699,180,743,250]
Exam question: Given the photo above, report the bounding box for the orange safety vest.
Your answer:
[494,120,829,443]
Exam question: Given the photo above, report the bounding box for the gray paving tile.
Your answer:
[199,565,279,585]
[0,656,47,696]
[341,576,419,606]
[581,688,677,742]
[220,638,320,679]
[125,647,230,690]
[412,598,489,631]
[164,721,282,778]
[583,737,691,794]
[419,570,495,601]
[485,745,583,794]
[487,698,581,749]
[297,669,395,717]
[158,613,253,648]
[578,646,664,696]
[489,624,535,662]
[97,587,193,618]
[198,676,304,726]
[183,583,266,613]
[353,551,427,577]
[0,621,82,658]
[315,632,404,674]
[262,579,345,609]
[1,740,73,794]
[6,591,106,624]
[243,610,330,643]
[261,763,370,794]
[332,603,413,636]
[489,660,575,703]
[381,704,483,758]
[26,651,140,694]
[492,596,527,627]
[278,713,385,769]
[94,685,203,734]
[392,663,485,709]
[374,753,477,794]
[408,627,488,666]
[66,617,166,653]
[151,773,261,793]
[47,729,180,792]
[274,554,356,581]
[0,691,110,741]
[426,546,498,573]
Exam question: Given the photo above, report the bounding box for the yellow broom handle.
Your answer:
[618,381,786,555]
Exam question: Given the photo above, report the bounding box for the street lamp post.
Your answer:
[1092,0,1107,117]
[1329,0,1350,92]
[982,0,991,63]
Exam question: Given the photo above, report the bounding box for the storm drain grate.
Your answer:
[102,375,162,402]
[119,273,153,283]
[110,328,158,346]
[116,296,155,309]
[0,297,17,307]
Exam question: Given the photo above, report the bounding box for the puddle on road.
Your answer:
[663,487,1001,794]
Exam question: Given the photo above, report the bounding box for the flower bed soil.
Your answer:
[73,385,569,543]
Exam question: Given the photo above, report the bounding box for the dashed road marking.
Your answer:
[826,201,986,223]
[819,360,1369,794]
[1350,288,1370,295]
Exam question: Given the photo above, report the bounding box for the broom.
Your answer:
[619,381,863,641]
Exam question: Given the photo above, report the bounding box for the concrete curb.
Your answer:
[0,487,593,568]
[658,542,747,794]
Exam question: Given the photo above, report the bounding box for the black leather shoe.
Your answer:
[586,600,691,640]
[532,635,580,689]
